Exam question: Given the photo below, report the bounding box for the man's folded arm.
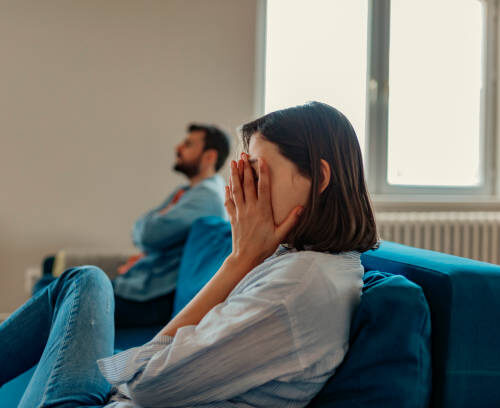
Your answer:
[132,186,223,252]
[131,191,176,250]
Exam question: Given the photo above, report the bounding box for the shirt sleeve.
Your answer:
[97,294,302,408]
[132,185,223,253]
[131,190,177,250]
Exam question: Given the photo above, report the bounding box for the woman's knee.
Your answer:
[60,266,113,296]
[77,266,113,293]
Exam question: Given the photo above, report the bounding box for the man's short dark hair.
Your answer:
[188,123,231,171]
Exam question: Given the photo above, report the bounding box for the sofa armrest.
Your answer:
[361,241,500,408]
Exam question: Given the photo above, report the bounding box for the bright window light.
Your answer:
[387,0,483,187]
[265,0,368,153]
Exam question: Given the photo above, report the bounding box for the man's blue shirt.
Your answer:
[113,175,227,301]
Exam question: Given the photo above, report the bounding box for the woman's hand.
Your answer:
[160,154,302,337]
[225,153,303,271]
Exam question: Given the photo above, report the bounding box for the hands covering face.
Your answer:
[225,153,303,269]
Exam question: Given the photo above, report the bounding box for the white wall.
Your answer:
[0,0,258,312]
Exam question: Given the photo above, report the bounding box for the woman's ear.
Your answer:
[319,159,331,194]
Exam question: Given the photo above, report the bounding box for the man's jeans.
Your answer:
[0,266,115,407]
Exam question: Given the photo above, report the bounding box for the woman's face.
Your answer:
[248,133,311,225]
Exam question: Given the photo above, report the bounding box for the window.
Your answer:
[262,0,497,200]
[265,0,368,152]
[387,0,482,187]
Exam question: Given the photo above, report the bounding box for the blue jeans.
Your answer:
[0,266,115,407]
[35,274,175,328]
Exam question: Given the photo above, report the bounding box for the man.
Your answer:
[112,123,230,327]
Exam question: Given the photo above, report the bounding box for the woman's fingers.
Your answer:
[224,185,236,218]
[230,160,244,207]
[243,154,257,204]
[257,158,272,214]
[238,154,244,181]
[229,177,235,202]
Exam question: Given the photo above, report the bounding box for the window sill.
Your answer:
[372,194,500,212]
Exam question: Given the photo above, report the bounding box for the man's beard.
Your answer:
[173,156,202,178]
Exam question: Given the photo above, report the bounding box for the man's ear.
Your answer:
[202,148,218,169]
[319,159,331,194]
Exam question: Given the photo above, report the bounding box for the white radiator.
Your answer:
[376,212,500,264]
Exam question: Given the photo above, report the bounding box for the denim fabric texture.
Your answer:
[33,264,175,329]
[0,266,115,407]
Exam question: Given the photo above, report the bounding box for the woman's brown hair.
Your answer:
[240,101,379,253]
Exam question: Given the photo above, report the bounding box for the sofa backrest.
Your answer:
[361,241,500,408]
[173,216,232,316]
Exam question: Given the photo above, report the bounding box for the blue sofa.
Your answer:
[2,216,500,408]
[361,239,500,408]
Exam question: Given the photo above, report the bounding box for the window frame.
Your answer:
[258,0,499,203]
[367,0,498,200]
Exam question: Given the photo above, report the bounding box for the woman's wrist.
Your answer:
[225,252,262,275]
[159,252,261,337]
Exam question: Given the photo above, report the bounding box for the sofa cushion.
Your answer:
[173,216,232,316]
[114,326,163,351]
[307,270,432,408]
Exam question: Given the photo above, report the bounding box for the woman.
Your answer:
[0,101,378,407]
